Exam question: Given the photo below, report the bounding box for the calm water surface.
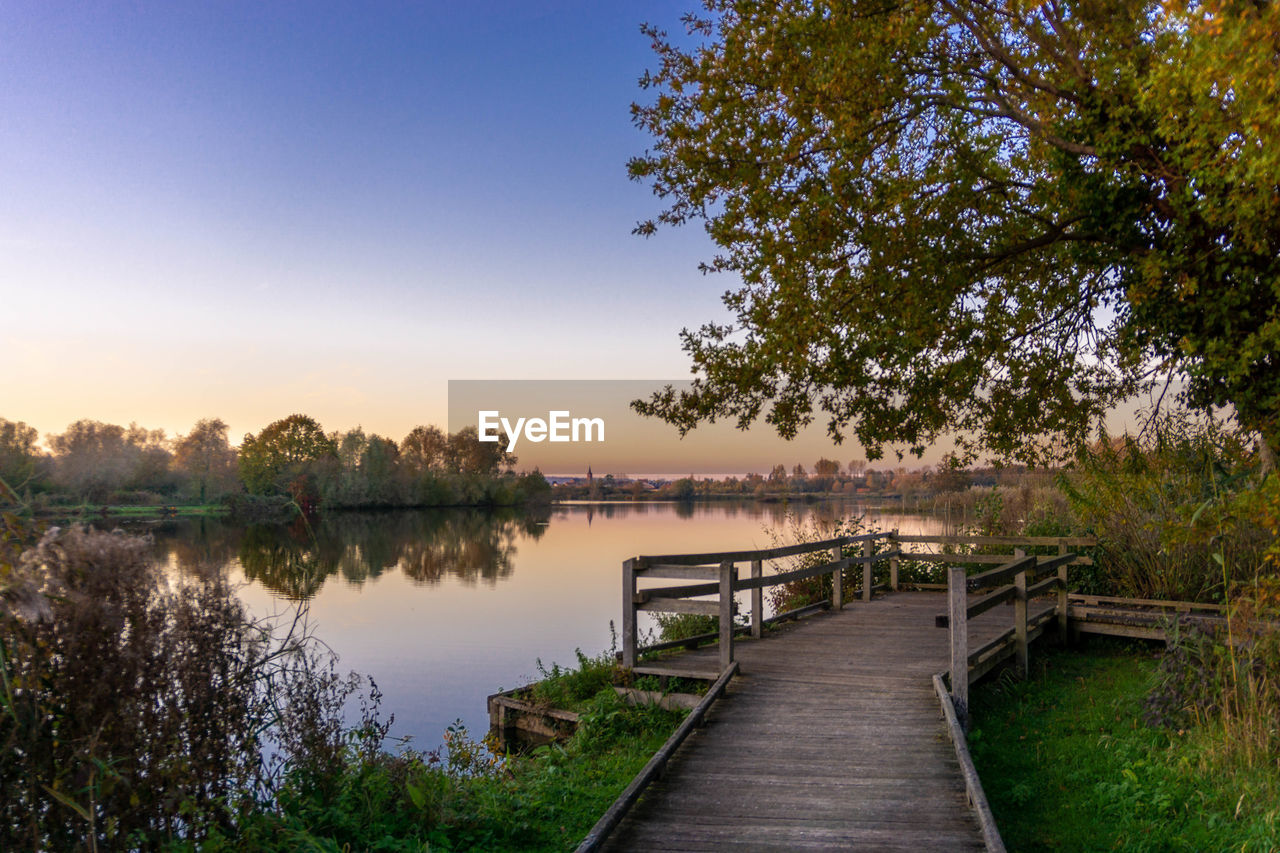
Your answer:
[141,500,945,748]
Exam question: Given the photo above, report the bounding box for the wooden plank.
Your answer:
[1026,575,1061,598]
[751,559,763,639]
[1068,593,1226,612]
[637,564,723,580]
[968,585,1016,621]
[906,552,1019,565]
[635,581,720,602]
[637,598,720,616]
[889,530,900,591]
[896,534,1096,547]
[862,539,873,603]
[1013,552,1028,676]
[635,534,853,567]
[719,560,734,671]
[576,662,739,853]
[933,673,1007,853]
[629,664,722,680]
[734,557,849,591]
[968,627,1015,667]
[966,555,1036,591]
[601,592,992,852]
[622,558,637,668]
[831,544,844,611]
[900,551,1093,568]
[1068,604,1226,628]
[1074,622,1165,640]
[948,568,969,727]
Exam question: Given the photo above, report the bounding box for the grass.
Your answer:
[32,503,229,519]
[968,640,1280,852]
[190,681,687,852]
[526,648,622,712]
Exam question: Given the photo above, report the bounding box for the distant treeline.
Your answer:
[0,415,550,513]
[554,459,1031,501]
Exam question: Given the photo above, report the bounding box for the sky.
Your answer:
[0,1,1159,473]
[2,1,774,455]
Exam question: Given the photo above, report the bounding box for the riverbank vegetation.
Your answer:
[969,641,1279,851]
[0,414,550,517]
[0,512,686,851]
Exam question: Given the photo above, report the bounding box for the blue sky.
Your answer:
[2,1,761,455]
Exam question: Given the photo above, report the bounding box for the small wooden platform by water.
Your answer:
[604,592,1021,852]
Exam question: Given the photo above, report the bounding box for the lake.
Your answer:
[137,500,946,749]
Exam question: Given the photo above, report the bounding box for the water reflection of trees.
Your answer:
[144,500,877,600]
[147,508,550,601]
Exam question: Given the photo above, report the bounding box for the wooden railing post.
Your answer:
[622,558,638,668]
[1013,549,1028,676]
[751,558,763,638]
[948,565,969,729]
[719,560,734,672]
[862,539,873,602]
[889,529,899,591]
[830,543,844,611]
[1057,542,1070,645]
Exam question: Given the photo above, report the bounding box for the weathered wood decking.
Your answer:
[604,592,1018,852]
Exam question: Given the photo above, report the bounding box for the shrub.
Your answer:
[528,648,622,711]
[0,525,358,850]
[1059,413,1269,601]
[1146,578,1280,768]
[764,512,889,612]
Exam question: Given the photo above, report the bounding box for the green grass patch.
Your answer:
[34,503,229,520]
[190,687,686,852]
[969,641,1280,851]
[525,649,623,712]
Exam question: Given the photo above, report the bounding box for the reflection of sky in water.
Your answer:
[145,502,945,751]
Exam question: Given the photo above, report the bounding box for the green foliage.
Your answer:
[527,648,623,712]
[970,642,1280,851]
[0,418,41,493]
[1060,414,1270,601]
[764,512,887,612]
[0,525,362,850]
[630,1,1280,464]
[215,681,686,852]
[1146,578,1280,768]
[238,414,338,498]
[654,612,719,644]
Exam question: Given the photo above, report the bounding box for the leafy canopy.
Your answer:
[630,0,1280,463]
[238,414,338,495]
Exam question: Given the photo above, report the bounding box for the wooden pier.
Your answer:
[578,533,1097,852]
[605,592,1019,851]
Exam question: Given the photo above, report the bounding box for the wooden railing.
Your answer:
[621,531,900,671]
[914,536,1096,728]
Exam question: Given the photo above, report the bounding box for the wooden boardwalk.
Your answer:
[604,592,1015,852]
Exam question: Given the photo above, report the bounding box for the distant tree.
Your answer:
[447,426,515,477]
[173,418,237,503]
[768,464,787,481]
[324,427,402,506]
[401,426,449,474]
[48,420,132,502]
[238,414,337,496]
[670,477,696,501]
[932,463,970,495]
[846,459,866,479]
[813,458,841,491]
[0,418,41,491]
[123,423,176,494]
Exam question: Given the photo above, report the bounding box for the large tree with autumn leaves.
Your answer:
[630,0,1280,464]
